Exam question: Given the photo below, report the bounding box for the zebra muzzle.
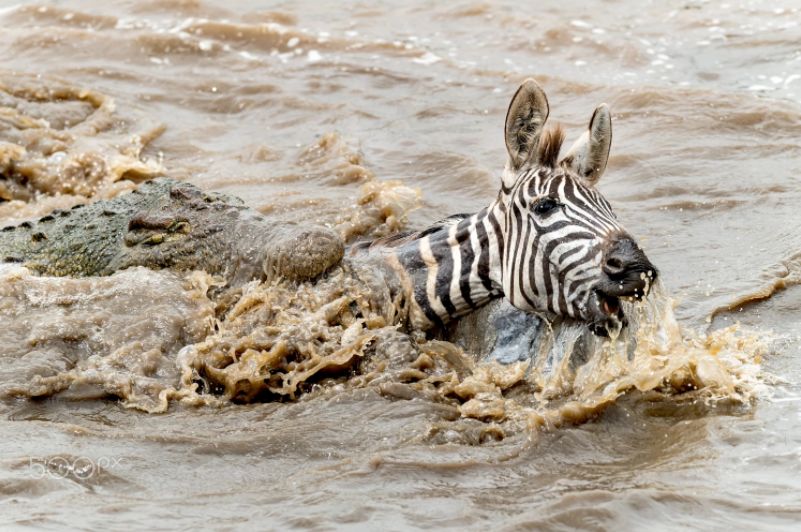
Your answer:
[589,253,657,337]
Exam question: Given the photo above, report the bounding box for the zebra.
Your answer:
[358,79,657,337]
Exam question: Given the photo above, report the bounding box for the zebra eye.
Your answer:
[533,197,560,216]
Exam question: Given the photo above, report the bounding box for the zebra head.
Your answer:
[498,79,657,336]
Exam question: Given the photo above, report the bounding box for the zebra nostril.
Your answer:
[603,256,626,277]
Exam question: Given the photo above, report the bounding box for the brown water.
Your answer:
[1,1,801,529]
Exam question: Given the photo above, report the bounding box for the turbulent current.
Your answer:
[1,1,801,530]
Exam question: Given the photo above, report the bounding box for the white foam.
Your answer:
[412,51,441,66]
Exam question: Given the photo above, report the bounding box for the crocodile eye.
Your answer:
[533,197,560,216]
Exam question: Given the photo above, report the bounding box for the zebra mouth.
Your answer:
[588,290,627,337]
[588,268,657,337]
[601,294,620,316]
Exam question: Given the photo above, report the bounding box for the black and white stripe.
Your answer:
[389,166,624,329]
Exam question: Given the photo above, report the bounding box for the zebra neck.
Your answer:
[393,205,505,328]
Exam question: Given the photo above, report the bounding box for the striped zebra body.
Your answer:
[390,207,504,329]
[367,79,657,337]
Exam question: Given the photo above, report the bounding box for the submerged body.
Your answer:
[0,178,344,285]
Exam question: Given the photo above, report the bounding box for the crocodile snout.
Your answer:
[264,226,344,282]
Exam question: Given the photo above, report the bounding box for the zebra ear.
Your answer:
[504,79,549,184]
[560,104,612,186]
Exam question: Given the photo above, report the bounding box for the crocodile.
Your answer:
[0,178,344,286]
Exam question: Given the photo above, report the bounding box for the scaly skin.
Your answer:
[0,178,344,285]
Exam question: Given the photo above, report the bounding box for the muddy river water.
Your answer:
[1,0,801,529]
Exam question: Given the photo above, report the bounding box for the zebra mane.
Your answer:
[537,124,565,168]
[360,214,469,251]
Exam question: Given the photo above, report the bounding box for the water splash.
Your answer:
[1,257,771,437]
